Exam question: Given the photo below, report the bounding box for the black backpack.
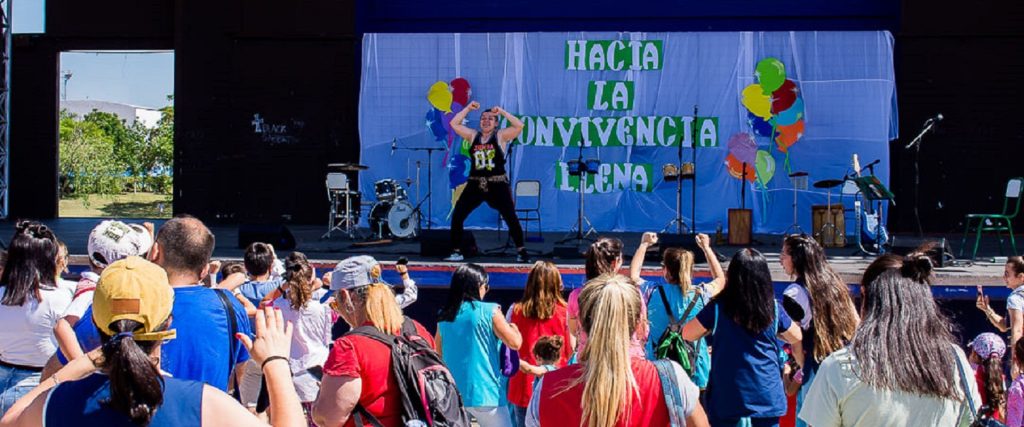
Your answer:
[653,285,701,376]
[347,317,471,427]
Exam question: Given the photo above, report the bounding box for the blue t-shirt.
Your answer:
[59,286,252,391]
[238,278,283,306]
[645,281,713,389]
[696,299,792,420]
[437,301,502,407]
[45,373,203,426]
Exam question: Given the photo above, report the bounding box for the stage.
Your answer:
[4,218,1012,291]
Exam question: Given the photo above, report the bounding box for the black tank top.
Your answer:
[468,131,507,178]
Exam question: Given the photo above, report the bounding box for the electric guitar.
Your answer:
[852,154,888,250]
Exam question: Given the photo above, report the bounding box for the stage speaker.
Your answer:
[420,229,477,258]
[552,244,586,259]
[655,233,727,264]
[238,223,296,250]
[889,236,950,267]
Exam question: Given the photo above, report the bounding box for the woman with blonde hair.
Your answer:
[525,275,707,427]
[312,256,436,427]
[568,238,648,358]
[508,261,574,426]
[631,232,724,391]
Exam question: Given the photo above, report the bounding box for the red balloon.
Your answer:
[726,153,757,182]
[771,80,799,114]
[450,77,472,107]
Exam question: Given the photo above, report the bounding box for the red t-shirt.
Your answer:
[323,320,435,427]
[507,302,574,407]
[538,358,670,427]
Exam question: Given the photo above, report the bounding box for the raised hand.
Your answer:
[695,233,711,249]
[467,101,481,110]
[237,306,294,366]
[641,232,658,246]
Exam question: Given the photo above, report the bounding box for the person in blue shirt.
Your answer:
[236,242,284,307]
[682,248,802,427]
[631,232,724,391]
[43,216,252,393]
[0,256,306,427]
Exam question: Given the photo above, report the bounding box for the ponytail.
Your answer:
[584,238,623,280]
[100,319,165,426]
[358,283,404,335]
[662,248,694,293]
[283,253,314,311]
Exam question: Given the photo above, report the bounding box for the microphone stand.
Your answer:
[904,117,937,237]
[395,145,446,231]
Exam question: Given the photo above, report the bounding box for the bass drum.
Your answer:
[369,200,418,239]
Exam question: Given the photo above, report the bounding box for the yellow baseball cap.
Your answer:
[92,256,177,341]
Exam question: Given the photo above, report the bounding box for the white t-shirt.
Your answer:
[1008,286,1024,312]
[272,297,332,402]
[0,286,73,367]
[798,346,981,427]
[64,272,100,320]
[783,283,813,330]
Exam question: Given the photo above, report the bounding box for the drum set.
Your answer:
[322,163,420,241]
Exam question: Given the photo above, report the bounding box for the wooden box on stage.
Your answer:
[811,204,846,247]
[728,209,752,246]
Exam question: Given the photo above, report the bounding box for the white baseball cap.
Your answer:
[87,220,154,268]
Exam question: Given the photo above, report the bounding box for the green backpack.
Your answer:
[653,285,702,376]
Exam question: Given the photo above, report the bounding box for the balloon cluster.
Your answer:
[424,78,473,188]
[728,57,805,185]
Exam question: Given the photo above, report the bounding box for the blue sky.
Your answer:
[16,0,174,109]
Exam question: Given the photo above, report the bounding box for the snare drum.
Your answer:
[374,179,407,201]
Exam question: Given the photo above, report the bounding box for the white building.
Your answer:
[61,100,164,129]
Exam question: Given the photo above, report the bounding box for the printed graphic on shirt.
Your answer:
[472,144,498,171]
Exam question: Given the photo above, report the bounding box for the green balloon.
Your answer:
[756,58,786,94]
[755,150,776,183]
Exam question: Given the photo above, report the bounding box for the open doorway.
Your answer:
[57,51,174,219]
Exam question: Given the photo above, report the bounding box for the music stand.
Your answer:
[852,175,895,254]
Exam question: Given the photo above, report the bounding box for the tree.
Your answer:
[59,110,121,195]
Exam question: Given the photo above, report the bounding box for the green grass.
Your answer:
[60,192,173,218]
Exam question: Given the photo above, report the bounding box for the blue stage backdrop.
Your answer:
[358,31,898,234]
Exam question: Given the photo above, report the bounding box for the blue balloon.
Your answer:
[448,154,470,188]
[747,112,776,138]
[426,109,447,140]
[773,98,804,126]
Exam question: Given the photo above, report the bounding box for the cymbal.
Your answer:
[788,171,809,177]
[328,163,369,171]
[813,179,845,189]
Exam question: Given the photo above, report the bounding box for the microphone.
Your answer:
[391,138,396,156]
[934,113,944,122]
[859,159,881,173]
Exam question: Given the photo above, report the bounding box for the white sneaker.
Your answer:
[444,252,464,262]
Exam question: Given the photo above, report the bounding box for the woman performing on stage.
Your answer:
[445,101,528,263]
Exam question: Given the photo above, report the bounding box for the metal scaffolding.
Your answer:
[0,0,9,218]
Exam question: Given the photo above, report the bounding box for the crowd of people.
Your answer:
[0,216,1021,426]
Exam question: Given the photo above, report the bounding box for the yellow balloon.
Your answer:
[427,81,453,113]
[742,84,772,120]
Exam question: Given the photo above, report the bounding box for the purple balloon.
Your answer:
[727,132,758,165]
[426,109,446,140]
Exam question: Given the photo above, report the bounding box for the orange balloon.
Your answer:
[726,153,756,182]
[775,120,805,152]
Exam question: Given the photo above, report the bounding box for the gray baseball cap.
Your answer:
[330,255,386,291]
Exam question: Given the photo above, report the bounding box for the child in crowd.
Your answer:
[1007,338,1024,427]
[969,332,1007,421]
[518,335,564,382]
